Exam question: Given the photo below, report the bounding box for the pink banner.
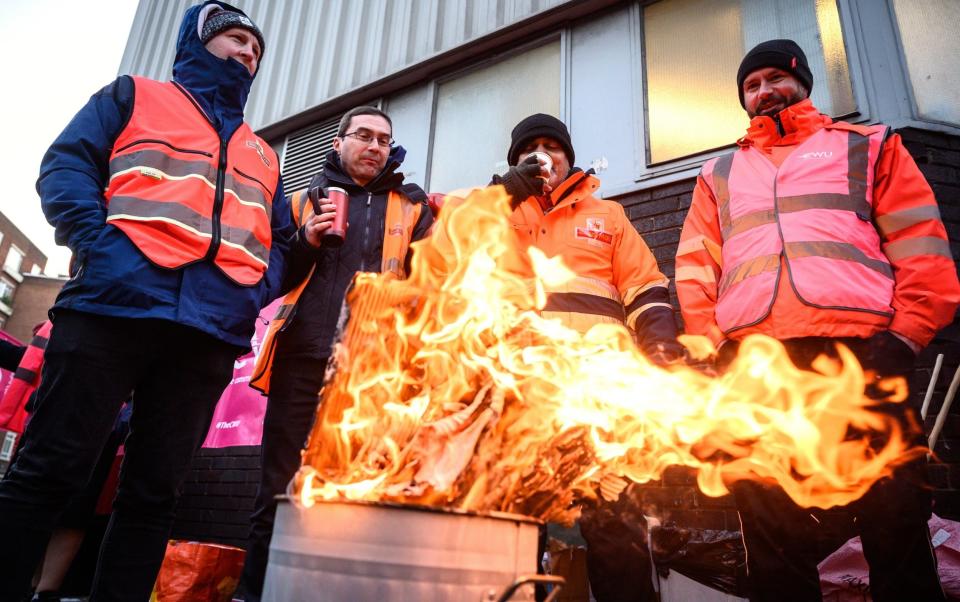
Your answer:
[201,300,280,448]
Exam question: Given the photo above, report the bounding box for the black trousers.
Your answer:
[0,310,238,602]
[237,355,326,601]
[733,337,944,602]
[580,491,656,602]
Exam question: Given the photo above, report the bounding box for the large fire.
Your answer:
[294,186,921,524]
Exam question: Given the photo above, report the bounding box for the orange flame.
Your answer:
[295,186,922,523]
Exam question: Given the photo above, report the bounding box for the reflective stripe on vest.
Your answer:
[104,77,279,286]
[703,124,893,334]
[249,189,423,394]
[541,276,626,329]
[0,321,52,433]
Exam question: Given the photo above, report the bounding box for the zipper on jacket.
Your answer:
[204,139,228,262]
[114,138,213,157]
[773,114,785,137]
[728,170,785,334]
[279,304,299,332]
[361,192,372,272]
[234,167,274,198]
[770,172,822,308]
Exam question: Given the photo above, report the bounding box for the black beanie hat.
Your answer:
[199,4,265,60]
[507,114,575,167]
[736,39,813,108]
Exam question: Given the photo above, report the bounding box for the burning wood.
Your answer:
[294,186,923,522]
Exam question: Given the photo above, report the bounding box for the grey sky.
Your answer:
[0,0,139,276]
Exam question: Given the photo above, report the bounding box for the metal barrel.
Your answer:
[263,499,543,602]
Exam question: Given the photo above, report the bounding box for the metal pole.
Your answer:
[929,361,960,451]
[920,354,944,421]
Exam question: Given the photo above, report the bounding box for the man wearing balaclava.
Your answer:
[676,39,958,602]
[0,3,296,599]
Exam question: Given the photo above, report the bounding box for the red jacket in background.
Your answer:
[0,321,53,434]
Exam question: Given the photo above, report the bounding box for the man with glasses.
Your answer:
[235,106,434,601]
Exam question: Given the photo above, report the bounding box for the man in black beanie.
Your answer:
[494,113,681,362]
[676,38,956,602]
[735,38,813,112]
[494,114,683,601]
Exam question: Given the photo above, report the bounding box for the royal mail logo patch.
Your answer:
[389,223,404,236]
[246,139,271,167]
[575,218,613,245]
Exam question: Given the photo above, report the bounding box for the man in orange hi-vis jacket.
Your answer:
[493,114,683,602]
[495,114,683,363]
[676,39,960,602]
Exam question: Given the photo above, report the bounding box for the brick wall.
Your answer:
[170,446,261,548]
[170,126,960,550]
[4,274,66,342]
[0,211,47,332]
[0,212,47,278]
[902,127,960,521]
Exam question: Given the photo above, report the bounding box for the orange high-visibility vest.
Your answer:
[249,188,423,394]
[104,77,279,286]
[701,123,893,334]
[0,321,52,434]
[508,173,671,337]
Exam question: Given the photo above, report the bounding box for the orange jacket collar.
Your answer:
[737,99,832,150]
[540,171,601,212]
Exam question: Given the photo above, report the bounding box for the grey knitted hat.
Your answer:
[199,5,265,59]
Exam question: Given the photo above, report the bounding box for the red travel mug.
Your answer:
[323,187,348,246]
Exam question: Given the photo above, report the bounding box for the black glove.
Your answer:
[647,340,687,368]
[715,339,740,372]
[861,331,916,378]
[498,154,545,208]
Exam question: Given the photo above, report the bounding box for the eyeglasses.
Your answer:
[342,131,394,148]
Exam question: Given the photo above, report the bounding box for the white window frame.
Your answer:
[884,0,960,130]
[0,276,15,310]
[604,0,872,197]
[423,32,568,192]
[2,246,25,282]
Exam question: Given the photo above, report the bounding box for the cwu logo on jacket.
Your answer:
[799,151,834,159]
[246,139,271,167]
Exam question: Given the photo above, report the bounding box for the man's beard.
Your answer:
[749,89,807,119]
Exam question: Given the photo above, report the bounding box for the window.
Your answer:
[0,277,14,307]
[3,246,24,276]
[428,40,561,193]
[892,0,960,127]
[643,0,855,164]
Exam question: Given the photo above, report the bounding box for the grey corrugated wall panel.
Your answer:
[118,0,574,132]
